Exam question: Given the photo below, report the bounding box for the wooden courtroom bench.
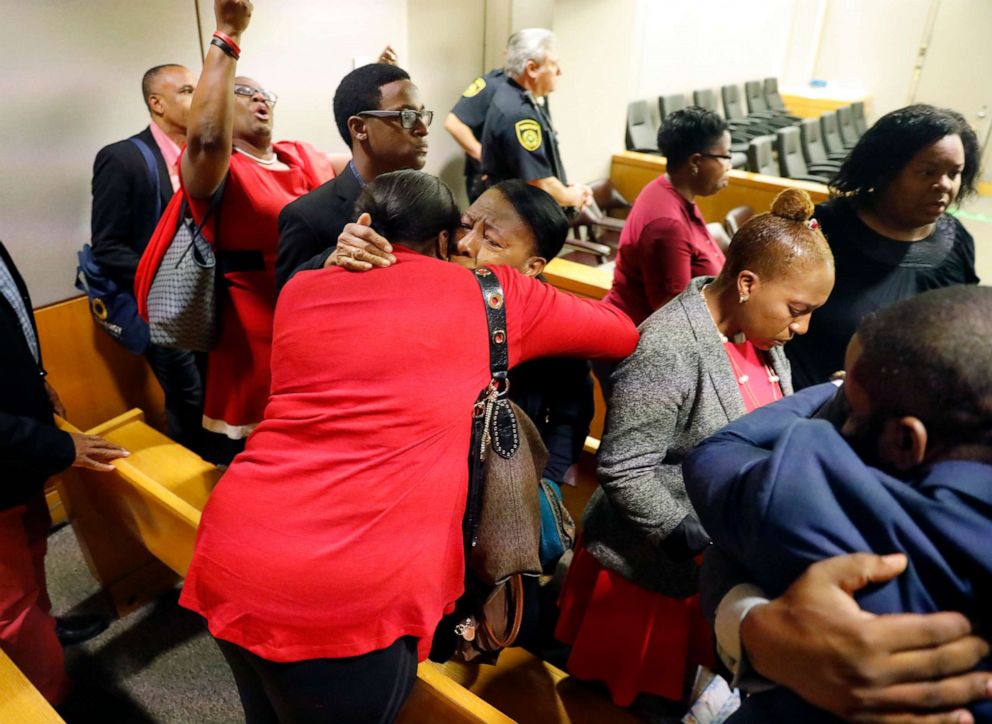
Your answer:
[35,295,166,525]
[0,650,64,724]
[52,411,532,723]
[610,151,829,224]
[439,646,643,724]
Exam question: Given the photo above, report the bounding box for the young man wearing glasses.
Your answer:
[275,63,432,291]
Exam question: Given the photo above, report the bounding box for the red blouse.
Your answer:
[723,339,783,412]
[184,142,331,438]
[604,176,725,326]
[179,252,638,662]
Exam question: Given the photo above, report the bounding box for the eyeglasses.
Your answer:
[233,84,278,107]
[701,153,733,163]
[357,109,434,129]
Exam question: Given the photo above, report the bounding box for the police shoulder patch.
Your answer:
[515,119,542,152]
[462,77,487,98]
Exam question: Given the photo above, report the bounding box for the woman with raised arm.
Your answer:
[556,189,834,715]
[178,0,332,462]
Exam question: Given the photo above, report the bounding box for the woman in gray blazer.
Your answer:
[556,189,835,711]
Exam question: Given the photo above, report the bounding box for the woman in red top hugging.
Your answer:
[604,107,732,326]
[178,0,332,462]
[180,170,638,722]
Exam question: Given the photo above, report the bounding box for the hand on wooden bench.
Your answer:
[68,431,129,471]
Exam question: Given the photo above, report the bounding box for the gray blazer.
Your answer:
[583,276,793,596]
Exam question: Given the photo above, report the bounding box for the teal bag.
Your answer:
[537,478,575,570]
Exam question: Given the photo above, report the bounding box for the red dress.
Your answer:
[185,142,331,438]
[556,339,782,707]
[179,254,638,663]
[604,176,725,326]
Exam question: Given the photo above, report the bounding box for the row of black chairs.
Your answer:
[747,105,865,183]
[626,77,869,184]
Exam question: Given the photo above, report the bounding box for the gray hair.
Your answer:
[504,28,555,77]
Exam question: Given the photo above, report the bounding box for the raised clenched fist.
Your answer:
[215,0,253,37]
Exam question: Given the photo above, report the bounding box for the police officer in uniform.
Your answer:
[445,67,506,202]
[479,29,591,210]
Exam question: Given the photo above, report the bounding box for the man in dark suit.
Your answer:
[91,64,204,451]
[275,63,431,291]
[0,241,127,705]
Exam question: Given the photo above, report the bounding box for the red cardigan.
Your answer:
[180,250,638,662]
[604,176,725,326]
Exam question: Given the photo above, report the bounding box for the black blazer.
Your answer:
[275,164,363,292]
[90,125,174,291]
[0,242,74,510]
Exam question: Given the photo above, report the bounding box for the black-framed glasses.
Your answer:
[357,109,434,129]
[701,153,733,162]
[233,84,278,107]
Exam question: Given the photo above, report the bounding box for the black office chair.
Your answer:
[626,100,661,153]
[688,88,748,169]
[658,93,688,121]
[799,118,846,165]
[725,205,754,237]
[851,101,869,136]
[745,80,799,125]
[747,136,779,176]
[762,78,801,121]
[776,127,834,183]
[721,84,785,135]
[820,111,856,157]
[836,106,862,146]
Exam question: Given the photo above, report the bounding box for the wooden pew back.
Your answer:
[0,650,64,723]
[34,296,165,432]
[609,151,829,229]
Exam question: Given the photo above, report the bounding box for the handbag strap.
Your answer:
[472,267,509,383]
[479,574,525,648]
[463,267,510,551]
[128,136,162,220]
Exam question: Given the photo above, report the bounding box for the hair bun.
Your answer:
[770,188,815,222]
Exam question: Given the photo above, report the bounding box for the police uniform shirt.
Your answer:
[450,69,507,177]
[480,78,566,186]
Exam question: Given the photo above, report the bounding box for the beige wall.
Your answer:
[0,2,202,307]
[811,0,932,120]
[407,0,487,207]
[551,0,640,184]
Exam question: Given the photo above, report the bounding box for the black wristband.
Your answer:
[210,37,239,60]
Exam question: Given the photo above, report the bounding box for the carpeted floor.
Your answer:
[45,524,243,723]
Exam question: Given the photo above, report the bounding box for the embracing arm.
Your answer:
[181,0,251,199]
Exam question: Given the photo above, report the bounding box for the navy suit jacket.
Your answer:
[0,242,74,509]
[685,383,992,722]
[90,126,174,291]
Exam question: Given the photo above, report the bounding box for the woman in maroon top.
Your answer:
[604,107,731,326]
[179,0,332,462]
[180,171,638,722]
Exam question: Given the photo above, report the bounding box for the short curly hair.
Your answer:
[830,104,981,204]
[332,63,411,148]
[657,106,728,169]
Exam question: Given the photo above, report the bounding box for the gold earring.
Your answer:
[739,294,749,303]
[692,167,698,176]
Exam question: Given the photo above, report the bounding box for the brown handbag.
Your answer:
[462,267,547,586]
[433,268,547,664]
